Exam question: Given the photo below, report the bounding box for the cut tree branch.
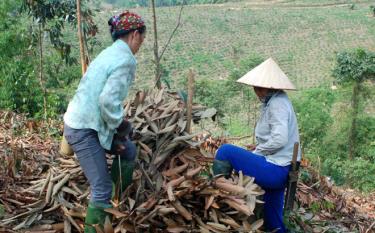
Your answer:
[159,1,185,61]
[154,1,185,88]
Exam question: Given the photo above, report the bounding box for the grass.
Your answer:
[69,1,375,149]
[90,0,375,91]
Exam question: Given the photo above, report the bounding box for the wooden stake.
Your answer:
[77,0,87,75]
[38,24,47,120]
[186,69,195,134]
[150,0,161,89]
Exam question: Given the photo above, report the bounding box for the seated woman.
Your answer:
[213,58,301,233]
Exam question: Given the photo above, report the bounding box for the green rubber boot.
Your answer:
[84,202,112,233]
[212,159,233,178]
[111,158,135,197]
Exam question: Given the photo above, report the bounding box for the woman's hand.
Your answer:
[245,144,256,151]
[112,134,126,154]
[113,119,132,154]
[117,119,132,138]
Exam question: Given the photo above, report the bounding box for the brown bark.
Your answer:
[186,70,195,134]
[38,24,47,120]
[76,0,87,75]
[150,0,161,89]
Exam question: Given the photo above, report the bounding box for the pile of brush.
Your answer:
[1,89,265,233]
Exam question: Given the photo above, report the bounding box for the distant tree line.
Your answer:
[102,0,236,7]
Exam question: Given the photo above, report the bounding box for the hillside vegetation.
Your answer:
[93,0,375,90]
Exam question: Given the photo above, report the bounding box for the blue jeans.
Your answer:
[216,144,290,233]
[64,124,136,204]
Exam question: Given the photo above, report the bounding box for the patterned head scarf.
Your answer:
[109,11,145,35]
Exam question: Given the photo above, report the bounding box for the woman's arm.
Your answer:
[256,103,289,155]
[99,63,134,130]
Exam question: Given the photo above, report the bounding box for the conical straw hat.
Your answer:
[236,58,296,90]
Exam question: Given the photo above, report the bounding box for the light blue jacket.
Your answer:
[64,39,136,150]
[254,91,301,166]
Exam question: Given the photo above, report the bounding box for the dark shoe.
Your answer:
[212,159,233,178]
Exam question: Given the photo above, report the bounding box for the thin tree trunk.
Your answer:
[349,81,360,160]
[150,0,161,89]
[77,0,87,75]
[38,24,47,120]
[152,1,184,89]
[186,70,195,134]
[83,32,91,64]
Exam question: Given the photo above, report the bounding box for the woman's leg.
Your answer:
[264,188,287,233]
[64,125,112,233]
[215,144,289,233]
[107,138,137,195]
[64,126,112,204]
[216,144,289,189]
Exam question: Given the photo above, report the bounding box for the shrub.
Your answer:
[292,88,335,152]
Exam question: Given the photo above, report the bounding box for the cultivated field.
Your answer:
[93,0,375,90]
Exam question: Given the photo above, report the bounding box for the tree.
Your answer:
[333,49,375,159]
[0,0,43,116]
[77,0,87,74]
[150,0,185,89]
[21,0,77,119]
[20,0,98,118]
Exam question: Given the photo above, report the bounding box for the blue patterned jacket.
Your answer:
[64,39,136,150]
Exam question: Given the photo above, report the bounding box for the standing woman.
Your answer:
[212,58,301,233]
[63,11,146,232]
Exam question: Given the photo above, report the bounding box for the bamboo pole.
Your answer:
[186,69,195,134]
[76,0,87,75]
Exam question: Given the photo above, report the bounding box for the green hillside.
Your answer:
[84,1,375,192]
[94,0,375,90]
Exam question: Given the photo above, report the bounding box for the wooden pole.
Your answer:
[38,24,47,120]
[186,70,195,134]
[150,0,161,89]
[77,0,87,75]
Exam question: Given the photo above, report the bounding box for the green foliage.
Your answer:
[324,158,375,192]
[284,211,304,233]
[225,54,264,97]
[370,5,375,16]
[21,0,77,63]
[292,88,335,151]
[353,116,375,162]
[310,202,321,214]
[332,48,375,161]
[333,49,375,84]
[0,0,44,115]
[0,0,92,118]
[0,60,43,116]
[194,54,263,117]
[292,83,375,192]
[224,116,253,136]
[193,54,263,137]
[21,0,98,64]
[194,78,227,116]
